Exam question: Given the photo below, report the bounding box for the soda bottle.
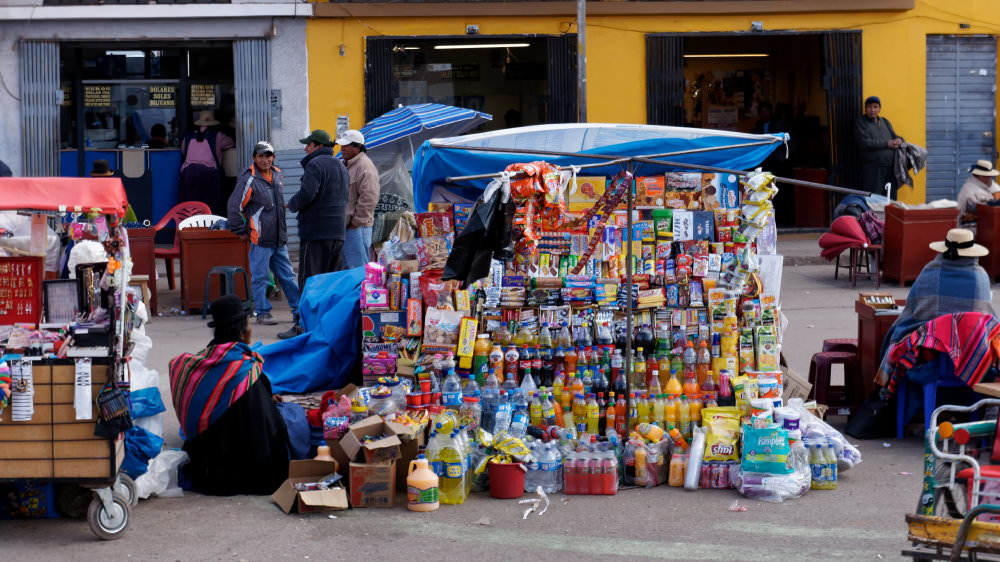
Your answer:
[528,392,543,427]
[611,348,624,385]
[557,322,573,349]
[552,370,565,404]
[690,394,703,429]
[521,368,538,395]
[696,339,712,388]
[513,323,532,348]
[599,348,612,374]
[652,393,665,426]
[582,368,594,395]
[601,450,619,495]
[597,392,607,434]
[633,347,647,391]
[587,442,601,494]
[633,393,647,426]
[495,322,513,347]
[637,422,665,442]
[442,369,463,411]
[519,345,533,384]
[593,367,609,397]
[704,392,718,409]
[596,321,614,347]
[586,394,600,434]
[700,366,717,394]
[615,393,627,434]
[646,354,659,387]
[570,372,585,397]
[488,344,505,381]
[657,354,670,389]
[472,334,492,385]
[573,392,587,421]
[665,395,678,429]
[678,395,691,439]
[565,346,578,375]
[541,393,557,427]
[825,441,839,489]
[665,369,682,395]
[438,430,468,504]
[682,341,698,395]
[503,345,520,387]
[668,425,690,452]
[634,445,648,487]
[606,392,618,436]
[564,452,579,495]
[553,346,566,378]
[648,370,662,396]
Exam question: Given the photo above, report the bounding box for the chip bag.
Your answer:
[702,406,741,462]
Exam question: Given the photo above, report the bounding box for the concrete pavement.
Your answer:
[2,233,972,560]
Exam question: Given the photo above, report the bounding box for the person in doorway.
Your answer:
[854,96,904,198]
[337,129,379,269]
[179,110,235,216]
[227,141,300,326]
[148,123,169,149]
[280,129,349,339]
[168,294,291,496]
[90,159,137,223]
[957,159,1000,224]
[124,94,148,147]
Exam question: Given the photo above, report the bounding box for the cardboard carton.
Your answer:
[272,460,348,514]
[349,461,396,508]
[337,415,404,465]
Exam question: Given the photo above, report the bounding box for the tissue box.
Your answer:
[361,282,390,310]
[364,262,386,287]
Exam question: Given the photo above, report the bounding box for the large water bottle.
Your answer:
[441,369,463,410]
[520,370,538,395]
[541,442,563,493]
[481,373,501,433]
[463,374,480,399]
[524,441,540,492]
[494,391,513,434]
[509,392,529,439]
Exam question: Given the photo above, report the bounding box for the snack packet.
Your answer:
[702,406,741,462]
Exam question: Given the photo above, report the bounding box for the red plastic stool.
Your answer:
[808,350,864,417]
[822,338,859,354]
[956,466,1000,511]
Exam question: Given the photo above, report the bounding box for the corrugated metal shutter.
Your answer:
[233,39,271,172]
[365,37,395,122]
[823,31,862,188]
[546,34,578,123]
[19,41,60,177]
[275,148,302,256]
[645,35,685,126]
[926,35,997,201]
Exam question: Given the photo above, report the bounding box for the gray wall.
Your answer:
[0,16,309,176]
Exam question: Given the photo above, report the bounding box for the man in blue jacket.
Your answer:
[227,141,300,326]
[280,129,348,338]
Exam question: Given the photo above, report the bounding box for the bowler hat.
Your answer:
[207,294,250,328]
[299,129,333,146]
[90,159,114,177]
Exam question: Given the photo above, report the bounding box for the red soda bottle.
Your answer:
[602,452,618,495]
[588,448,601,495]
[564,453,578,495]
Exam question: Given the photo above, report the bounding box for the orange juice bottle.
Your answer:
[571,372,585,397]
[696,339,711,388]
[564,347,578,374]
[665,395,678,429]
[665,369,682,395]
[606,391,618,435]
[560,382,573,413]
[658,355,670,389]
[690,395,703,428]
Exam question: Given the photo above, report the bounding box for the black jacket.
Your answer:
[288,147,349,241]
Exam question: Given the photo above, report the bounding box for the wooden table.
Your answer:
[856,298,905,397]
[882,205,958,285]
[976,203,1000,281]
[178,228,250,314]
[125,227,157,315]
[973,382,1000,398]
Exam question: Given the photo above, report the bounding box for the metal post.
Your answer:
[577,0,587,123]
[624,161,633,431]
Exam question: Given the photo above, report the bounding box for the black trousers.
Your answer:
[298,239,344,289]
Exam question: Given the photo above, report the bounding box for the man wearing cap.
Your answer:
[855,96,904,197]
[168,294,292,495]
[958,159,1000,223]
[227,141,300,326]
[336,129,380,269]
[280,129,349,338]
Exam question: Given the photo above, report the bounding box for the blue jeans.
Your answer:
[343,226,373,269]
[249,244,300,315]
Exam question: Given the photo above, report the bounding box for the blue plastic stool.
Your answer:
[896,353,976,439]
[202,266,253,318]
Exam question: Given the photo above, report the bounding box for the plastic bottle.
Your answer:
[314,440,335,462]
[824,440,839,490]
[521,369,538,396]
[488,343,505,381]
[553,347,566,380]
[350,398,368,423]
[540,442,563,493]
[665,369,682,396]
[615,393,627,434]
[437,430,468,504]
[668,425,690,451]
[513,323,532,348]
[652,393,665,427]
[690,395,703,429]
[593,367,609,398]
[565,346,579,375]
[700,366,717,394]
[570,372,585,398]
[538,325,555,386]
[442,353,457,377]
[682,341,699,395]
[441,369,463,411]
[494,391,513,434]
[696,339,712,388]
[495,322,513,347]
[646,354,659,388]
[637,423,664,443]
[557,322,573,349]
[611,349,625,386]
[481,371,500,433]
[541,392,557,427]
[678,395,691,439]
[407,454,440,512]
[459,396,481,434]
[600,450,619,495]
[606,392,618,436]
[586,394,600,434]
[528,392,543,427]
[463,374,480,398]
[633,347,647,391]
[634,445,648,487]
[665,395,678,429]
[472,334,492,385]
[636,393,650,426]
[503,345,520,387]
[648,370,662,397]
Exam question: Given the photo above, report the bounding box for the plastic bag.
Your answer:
[134,449,190,499]
[785,397,862,471]
[122,426,165,478]
[733,447,810,503]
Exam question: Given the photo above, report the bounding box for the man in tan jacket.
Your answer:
[336,129,380,269]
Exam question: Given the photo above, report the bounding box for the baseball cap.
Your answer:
[336,129,365,146]
[299,129,333,146]
[253,141,275,156]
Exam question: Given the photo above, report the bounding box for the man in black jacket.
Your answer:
[854,96,904,197]
[281,130,348,338]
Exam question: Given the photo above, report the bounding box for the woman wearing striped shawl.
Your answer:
[168,295,290,495]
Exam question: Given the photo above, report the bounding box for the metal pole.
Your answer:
[625,161,633,432]
[577,0,587,123]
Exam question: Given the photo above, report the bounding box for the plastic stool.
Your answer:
[822,338,859,354]
[808,350,864,417]
[202,266,253,318]
[895,353,977,439]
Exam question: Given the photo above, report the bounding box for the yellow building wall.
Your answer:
[307,1,1000,203]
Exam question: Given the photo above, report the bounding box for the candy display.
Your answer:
[339,163,860,509]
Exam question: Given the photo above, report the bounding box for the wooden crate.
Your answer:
[0,362,120,481]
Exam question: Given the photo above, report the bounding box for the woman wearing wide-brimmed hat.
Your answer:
[178,110,234,215]
[957,159,1000,225]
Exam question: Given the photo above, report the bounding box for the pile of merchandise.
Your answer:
[332,164,861,508]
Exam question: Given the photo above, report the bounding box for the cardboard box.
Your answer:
[272,460,348,514]
[349,461,396,508]
[782,360,812,401]
[361,311,406,340]
[337,415,404,465]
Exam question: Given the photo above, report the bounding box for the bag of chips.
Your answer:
[702,406,740,462]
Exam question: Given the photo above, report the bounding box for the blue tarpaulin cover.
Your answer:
[255,268,365,394]
[411,123,787,211]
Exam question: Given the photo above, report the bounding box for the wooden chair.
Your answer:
[153,202,211,290]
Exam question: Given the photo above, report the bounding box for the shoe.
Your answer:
[256,312,278,325]
[277,325,304,339]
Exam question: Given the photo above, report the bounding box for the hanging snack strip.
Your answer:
[569,171,633,275]
[505,162,569,260]
[719,170,778,293]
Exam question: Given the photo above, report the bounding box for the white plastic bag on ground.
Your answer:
[785,397,862,471]
[135,449,189,499]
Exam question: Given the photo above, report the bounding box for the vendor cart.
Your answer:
[903,399,1000,561]
[0,177,137,539]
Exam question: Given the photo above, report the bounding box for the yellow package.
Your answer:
[701,406,741,462]
[732,376,759,419]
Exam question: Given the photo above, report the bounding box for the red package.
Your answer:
[419,269,446,308]
[414,212,453,238]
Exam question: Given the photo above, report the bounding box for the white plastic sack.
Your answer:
[130,330,154,367]
[135,414,164,439]
[135,449,189,499]
[68,240,108,278]
[0,211,60,272]
[786,397,862,471]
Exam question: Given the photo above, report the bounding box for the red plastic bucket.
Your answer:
[488,462,526,499]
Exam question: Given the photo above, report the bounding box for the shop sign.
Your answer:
[60,85,72,107]
[149,85,176,108]
[84,85,111,107]
[190,83,216,107]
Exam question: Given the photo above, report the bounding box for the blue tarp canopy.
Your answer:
[411,123,788,211]
[254,268,364,394]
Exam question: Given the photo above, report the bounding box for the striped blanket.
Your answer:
[168,342,263,440]
[879,312,1000,395]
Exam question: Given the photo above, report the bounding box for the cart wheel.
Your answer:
[934,463,968,519]
[87,492,130,540]
[115,473,138,506]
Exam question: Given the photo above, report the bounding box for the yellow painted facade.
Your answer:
[307,2,1000,203]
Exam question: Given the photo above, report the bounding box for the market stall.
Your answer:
[0,177,142,539]
[291,129,864,511]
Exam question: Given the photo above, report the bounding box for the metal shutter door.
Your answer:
[926,35,997,201]
[275,148,303,255]
[365,37,395,123]
[645,35,685,126]
[823,31,862,188]
[233,39,271,173]
[546,34,578,123]
[19,41,60,177]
